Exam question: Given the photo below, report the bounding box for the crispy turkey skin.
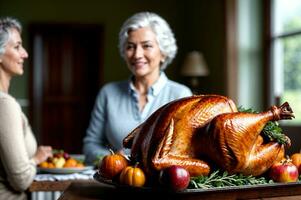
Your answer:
[123,95,294,180]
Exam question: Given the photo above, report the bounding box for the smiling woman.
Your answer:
[0,17,53,199]
[0,29,27,76]
[83,12,193,165]
[124,27,166,111]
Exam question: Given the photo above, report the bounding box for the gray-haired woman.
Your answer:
[83,12,192,164]
[0,17,52,199]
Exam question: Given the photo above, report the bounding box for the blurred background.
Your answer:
[0,0,300,154]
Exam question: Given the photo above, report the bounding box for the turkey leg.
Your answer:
[243,136,285,176]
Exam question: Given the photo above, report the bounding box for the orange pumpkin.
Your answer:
[119,164,146,187]
[99,150,128,179]
[291,153,301,173]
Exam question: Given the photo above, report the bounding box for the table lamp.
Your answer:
[180,51,209,93]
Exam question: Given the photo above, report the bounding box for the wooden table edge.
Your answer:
[29,180,93,192]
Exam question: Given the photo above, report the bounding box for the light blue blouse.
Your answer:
[83,73,192,164]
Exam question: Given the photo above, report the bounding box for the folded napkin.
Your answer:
[34,169,96,181]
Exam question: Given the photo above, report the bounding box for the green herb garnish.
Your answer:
[262,121,287,144]
[189,170,273,189]
[238,106,288,145]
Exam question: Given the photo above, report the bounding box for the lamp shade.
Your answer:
[180,51,209,77]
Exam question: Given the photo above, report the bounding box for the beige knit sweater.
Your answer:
[0,92,37,199]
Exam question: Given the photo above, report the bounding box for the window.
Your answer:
[271,0,301,124]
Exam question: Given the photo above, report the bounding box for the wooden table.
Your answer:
[58,180,301,200]
[29,165,95,192]
[29,180,73,192]
[28,180,97,200]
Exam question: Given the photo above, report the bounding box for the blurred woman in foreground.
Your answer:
[0,17,52,199]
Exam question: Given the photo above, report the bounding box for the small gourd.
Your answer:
[119,163,146,187]
[99,149,128,179]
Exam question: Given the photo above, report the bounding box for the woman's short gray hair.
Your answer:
[0,17,22,55]
[118,12,177,70]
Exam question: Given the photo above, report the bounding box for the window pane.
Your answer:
[273,0,301,35]
[273,0,301,125]
[274,35,301,124]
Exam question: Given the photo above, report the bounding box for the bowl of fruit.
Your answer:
[38,149,94,174]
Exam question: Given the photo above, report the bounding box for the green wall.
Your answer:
[0,0,226,105]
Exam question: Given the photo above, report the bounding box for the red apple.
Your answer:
[269,160,299,183]
[159,165,190,191]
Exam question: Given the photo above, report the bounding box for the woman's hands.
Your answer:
[33,146,53,165]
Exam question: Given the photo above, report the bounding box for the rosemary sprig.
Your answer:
[237,106,258,114]
[262,121,287,144]
[189,170,273,189]
[238,106,288,145]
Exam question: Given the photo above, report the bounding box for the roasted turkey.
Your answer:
[123,94,294,180]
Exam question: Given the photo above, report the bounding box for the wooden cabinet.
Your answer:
[29,24,104,153]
